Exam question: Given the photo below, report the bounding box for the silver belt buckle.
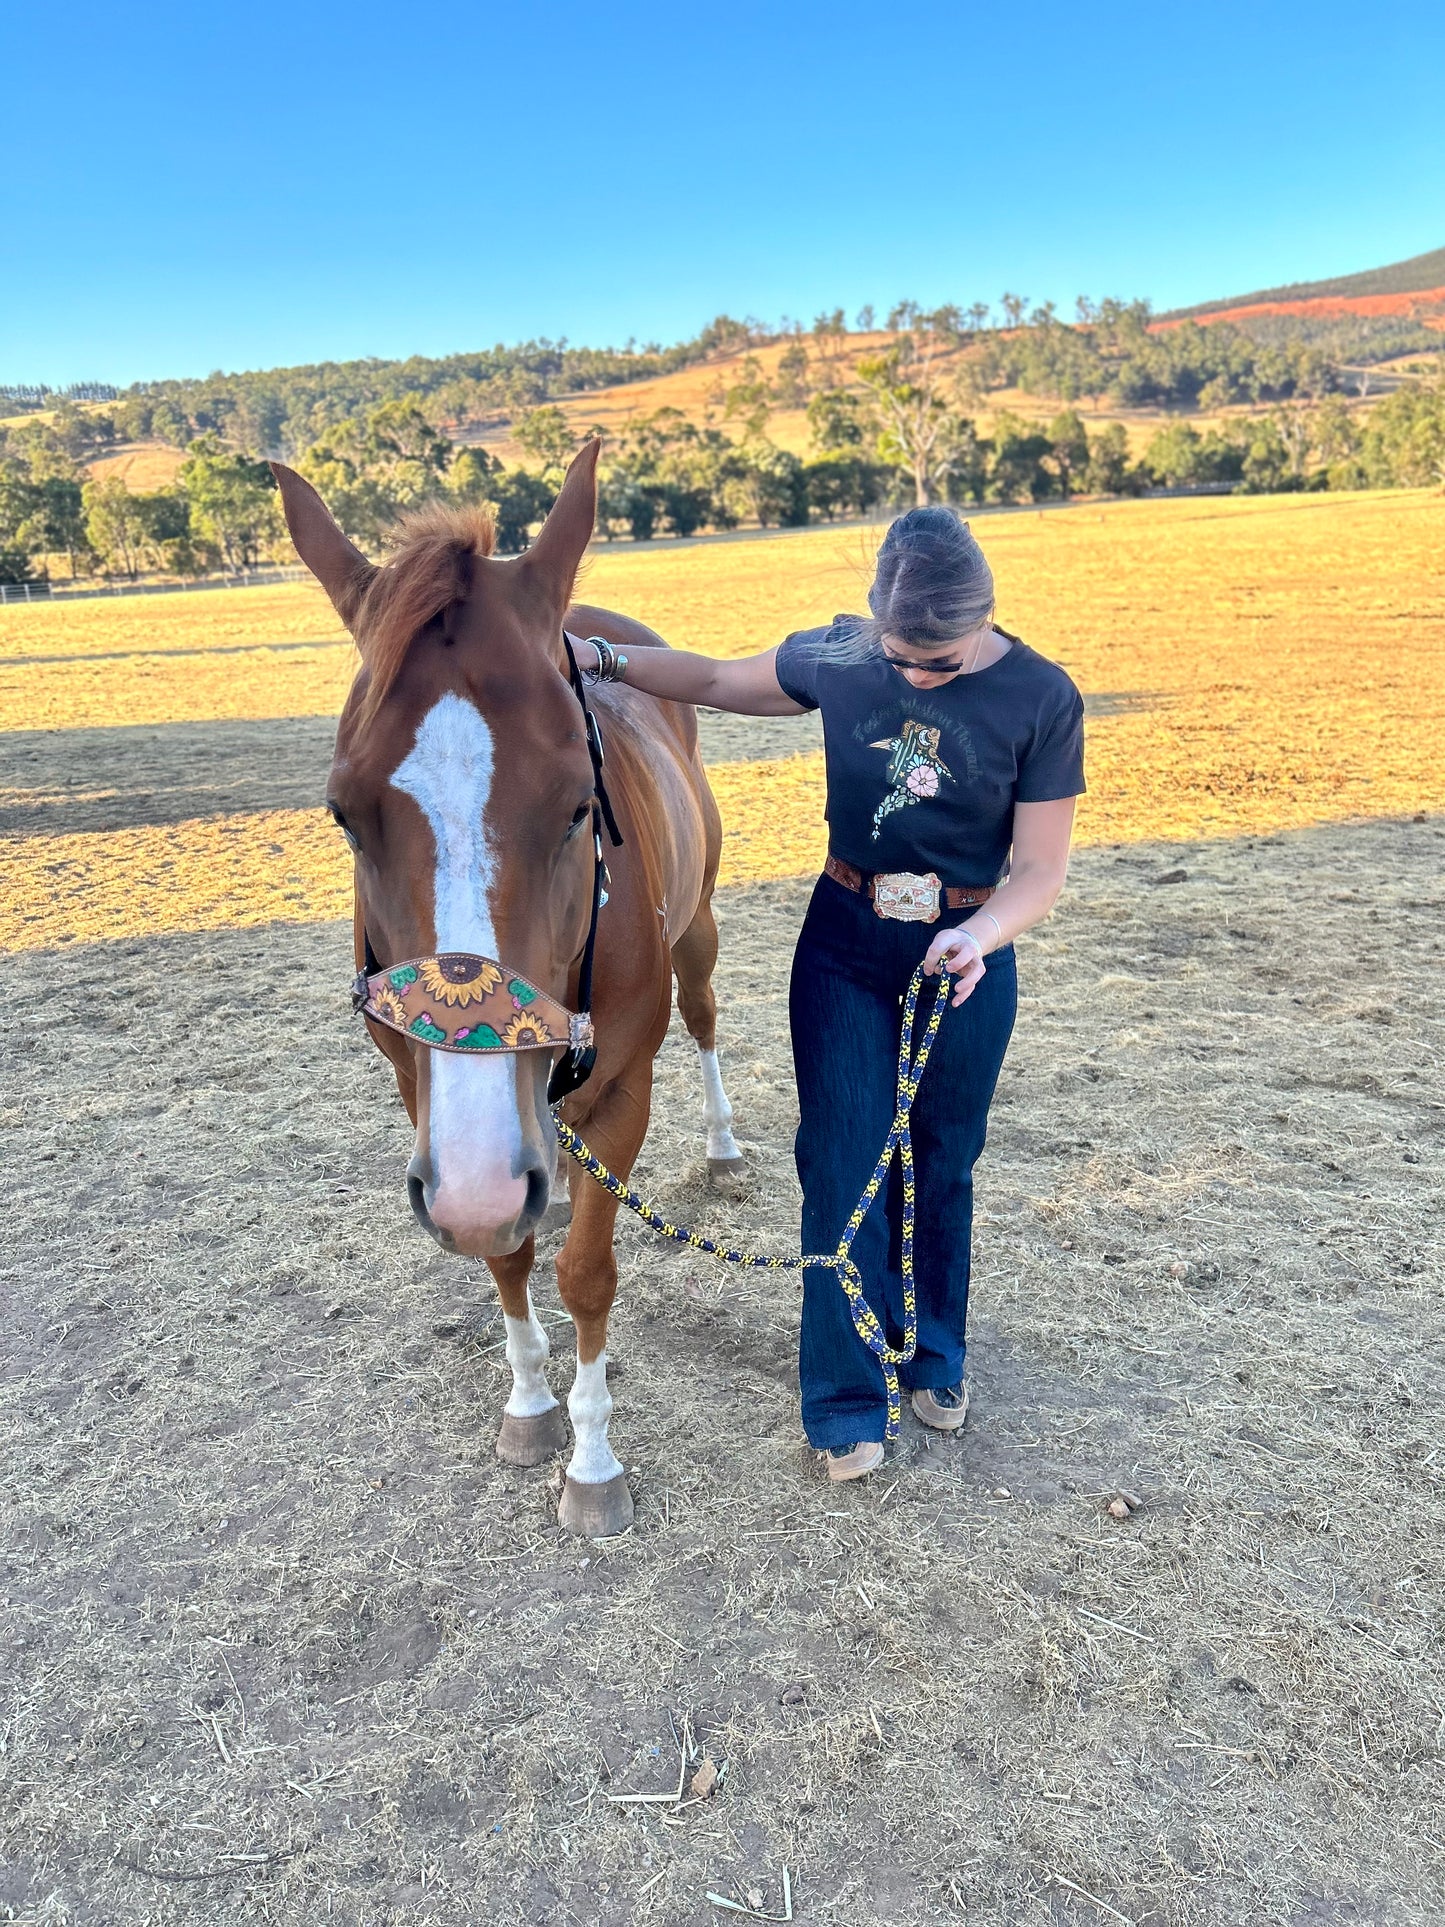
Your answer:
[872,870,942,923]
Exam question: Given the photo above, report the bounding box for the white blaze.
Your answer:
[392,693,526,1236]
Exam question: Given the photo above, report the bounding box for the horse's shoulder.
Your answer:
[566,604,671,653]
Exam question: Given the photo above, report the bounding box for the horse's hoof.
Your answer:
[558,1471,635,1538]
[708,1155,747,1193]
[495,1405,568,1466]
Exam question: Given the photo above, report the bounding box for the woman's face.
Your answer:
[880,619,993,688]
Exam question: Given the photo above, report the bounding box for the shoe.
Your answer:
[911,1383,970,1433]
[823,1441,885,1482]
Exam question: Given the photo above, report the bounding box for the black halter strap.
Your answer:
[546,633,625,1103]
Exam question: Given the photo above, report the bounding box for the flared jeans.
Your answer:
[789,873,1017,1450]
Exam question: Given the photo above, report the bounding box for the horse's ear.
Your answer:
[270,462,376,634]
[520,439,599,604]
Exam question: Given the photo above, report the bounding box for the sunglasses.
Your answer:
[881,647,974,676]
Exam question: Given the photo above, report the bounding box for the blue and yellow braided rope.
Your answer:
[552,964,951,1441]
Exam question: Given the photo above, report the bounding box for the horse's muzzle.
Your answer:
[406,1143,553,1257]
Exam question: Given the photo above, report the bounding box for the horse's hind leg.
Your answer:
[671,892,745,1186]
[486,1240,569,1466]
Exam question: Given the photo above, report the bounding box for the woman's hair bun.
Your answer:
[867,505,995,647]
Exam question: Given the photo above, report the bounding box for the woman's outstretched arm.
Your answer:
[570,636,806,717]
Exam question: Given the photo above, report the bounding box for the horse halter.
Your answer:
[352,632,624,1106]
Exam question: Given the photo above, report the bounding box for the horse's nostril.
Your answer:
[407,1164,455,1250]
[523,1161,551,1228]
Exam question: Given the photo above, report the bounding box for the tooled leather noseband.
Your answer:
[352,632,624,1105]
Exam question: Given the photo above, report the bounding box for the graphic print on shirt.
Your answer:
[868,719,953,840]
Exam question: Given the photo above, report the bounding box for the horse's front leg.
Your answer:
[486,1239,569,1466]
[553,1066,652,1538]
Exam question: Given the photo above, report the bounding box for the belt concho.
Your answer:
[353,954,594,1057]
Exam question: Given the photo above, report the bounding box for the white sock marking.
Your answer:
[503,1289,556,1418]
[566,1354,622,1484]
[392,694,525,1228]
[699,1046,741,1162]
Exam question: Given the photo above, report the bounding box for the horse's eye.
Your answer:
[564,803,591,840]
[328,804,360,852]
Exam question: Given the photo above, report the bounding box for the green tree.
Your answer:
[1044,410,1090,496]
[720,356,772,439]
[448,444,501,504]
[1141,422,1206,488]
[773,341,811,409]
[736,443,808,527]
[491,470,556,552]
[987,413,1055,503]
[802,455,884,519]
[1358,382,1445,487]
[1084,423,1133,495]
[514,405,577,472]
[857,333,972,506]
[82,476,149,579]
[178,435,281,568]
[806,388,870,453]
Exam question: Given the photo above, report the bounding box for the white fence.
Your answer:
[0,566,311,607]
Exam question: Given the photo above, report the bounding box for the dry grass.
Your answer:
[2,490,1443,1923]
[84,442,189,492]
[3,489,1443,946]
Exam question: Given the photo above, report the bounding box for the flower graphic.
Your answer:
[371,985,408,1028]
[419,956,504,1006]
[869,719,953,837]
[502,1012,553,1049]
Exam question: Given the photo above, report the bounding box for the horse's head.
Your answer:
[274,443,603,1258]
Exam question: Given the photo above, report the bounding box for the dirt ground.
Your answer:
[3,770,1443,1921]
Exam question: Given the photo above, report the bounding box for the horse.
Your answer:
[271,441,745,1537]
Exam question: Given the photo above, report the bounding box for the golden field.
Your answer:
[2,487,1443,951]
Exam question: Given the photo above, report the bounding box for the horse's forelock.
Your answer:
[353,503,498,728]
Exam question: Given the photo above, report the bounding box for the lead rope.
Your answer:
[552,964,952,1441]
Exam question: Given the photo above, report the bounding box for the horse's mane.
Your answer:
[353,501,497,725]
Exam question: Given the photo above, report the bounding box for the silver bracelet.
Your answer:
[977,908,1003,951]
[581,637,629,684]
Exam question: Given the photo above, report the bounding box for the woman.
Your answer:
[573,508,1084,1480]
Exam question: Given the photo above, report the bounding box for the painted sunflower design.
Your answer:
[370,984,408,1028]
[418,956,504,1007]
[502,1012,554,1049]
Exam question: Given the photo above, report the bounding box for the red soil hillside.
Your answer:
[1154,286,1445,333]
[1157,243,1445,330]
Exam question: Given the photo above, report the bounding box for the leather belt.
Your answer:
[824,854,996,923]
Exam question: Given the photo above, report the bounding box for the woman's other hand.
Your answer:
[923,927,986,1007]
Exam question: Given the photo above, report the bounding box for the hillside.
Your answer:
[1162,243,1445,320]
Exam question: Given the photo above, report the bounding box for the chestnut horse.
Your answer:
[272,442,744,1537]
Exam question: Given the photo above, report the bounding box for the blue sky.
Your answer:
[3,0,1442,387]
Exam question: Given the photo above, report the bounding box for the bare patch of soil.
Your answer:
[2,816,1443,1924]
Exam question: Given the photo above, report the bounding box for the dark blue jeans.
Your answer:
[789,874,1017,1449]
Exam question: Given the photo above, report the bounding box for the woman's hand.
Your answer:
[570,638,602,677]
[923,926,985,1007]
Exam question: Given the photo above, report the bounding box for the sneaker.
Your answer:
[911,1383,970,1433]
[823,1441,885,1482]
